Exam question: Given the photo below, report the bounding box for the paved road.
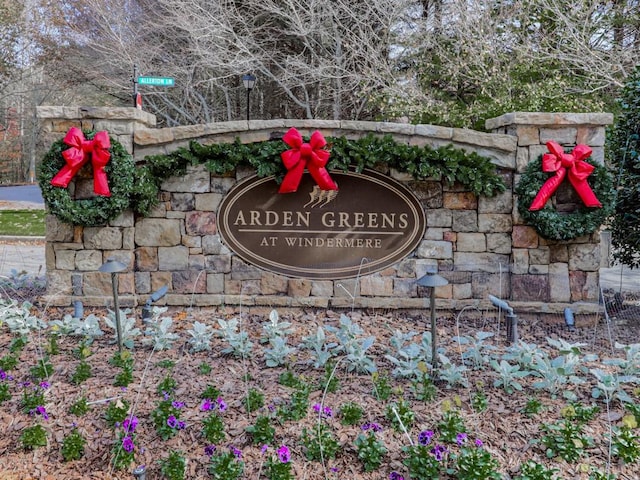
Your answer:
[0,184,44,203]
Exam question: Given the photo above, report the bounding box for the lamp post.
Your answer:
[99,258,128,352]
[416,270,449,373]
[242,74,256,122]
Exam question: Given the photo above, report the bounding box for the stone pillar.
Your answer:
[485,112,613,303]
[36,106,156,306]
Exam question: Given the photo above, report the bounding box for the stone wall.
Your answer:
[37,107,613,313]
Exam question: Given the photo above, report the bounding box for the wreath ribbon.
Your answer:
[50,127,112,197]
[279,127,338,193]
[528,141,602,211]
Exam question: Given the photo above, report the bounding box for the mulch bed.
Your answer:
[0,302,639,479]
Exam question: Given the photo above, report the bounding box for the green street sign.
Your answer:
[138,76,175,87]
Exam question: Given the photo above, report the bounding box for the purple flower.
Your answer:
[39,381,50,390]
[230,446,242,459]
[312,403,332,418]
[456,433,468,446]
[204,444,216,456]
[277,445,291,463]
[216,397,227,412]
[172,401,185,409]
[0,370,7,380]
[418,430,434,446]
[162,391,170,400]
[123,416,138,433]
[178,420,186,430]
[431,444,447,461]
[122,436,135,453]
[166,415,178,428]
[389,472,405,480]
[475,438,483,448]
[261,444,269,454]
[36,405,49,420]
[201,399,213,411]
[362,422,382,432]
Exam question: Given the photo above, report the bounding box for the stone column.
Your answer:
[485,112,613,303]
[36,106,156,306]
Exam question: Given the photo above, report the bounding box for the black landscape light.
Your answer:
[99,257,128,352]
[416,270,449,373]
[142,285,168,320]
[242,73,256,122]
[489,294,518,343]
[132,465,147,480]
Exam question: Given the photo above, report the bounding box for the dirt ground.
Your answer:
[1,300,639,480]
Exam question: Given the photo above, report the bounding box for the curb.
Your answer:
[0,235,46,244]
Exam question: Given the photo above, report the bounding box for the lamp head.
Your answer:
[242,73,256,90]
[99,257,127,273]
[416,272,449,287]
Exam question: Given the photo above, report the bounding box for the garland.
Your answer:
[39,131,506,227]
[515,155,615,241]
[38,131,135,226]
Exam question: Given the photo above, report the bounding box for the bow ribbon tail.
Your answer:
[89,131,112,196]
[279,151,305,193]
[529,169,566,211]
[307,151,338,191]
[567,174,601,208]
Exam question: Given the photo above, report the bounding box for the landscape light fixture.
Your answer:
[99,257,128,352]
[242,73,256,122]
[416,270,449,373]
[132,465,147,480]
[142,285,169,320]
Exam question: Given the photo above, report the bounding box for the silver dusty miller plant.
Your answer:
[142,307,179,351]
[187,321,214,352]
[103,308,141,349]
[216,317,254,358]
[1,299,47,335]
[262,309,296,367]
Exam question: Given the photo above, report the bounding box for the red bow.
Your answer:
[50,127,112,197]
[279,128,338,194]
[528,141,601,211]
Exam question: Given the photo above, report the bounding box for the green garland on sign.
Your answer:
[38,132,135,226]
[39,131,506,227]
[515,155,615,241]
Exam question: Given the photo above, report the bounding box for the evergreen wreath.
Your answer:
[516,154,615,241]
[38,131,135,227]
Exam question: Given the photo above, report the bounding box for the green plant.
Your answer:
[151,397,185,440]
[589,467,617,480]
[386,399,415,433]
[9,335,28,353]
[157,359,176,369]
[246,415,276,445]
[61,428,86,461]
[143,314,180,350]
[372,371,393,401]
[265,445,294,480]
[0,381,11,403]
[438,410,466,444]
[540,419,593,462]
[522,397,544,416]
[453,331,496,369]
[300,326,337,368]
[46,334,60,355]
[187,321,214,352]
[29,357,53,380]
[437,354,470,388]
[471,387,488,412]
[70,360,92,385]
[300,422,340,461]
[198,362,212,375]
[104,309,141,349]
[402,430,445,480]
[243,388,265,413]
[490,359,531,394]
[68,396,90,416]
[278,370,304,389]
[611,426,640,463]
[21,385,46,413]
[216,318,254,358]
[207,448,244,480]
[114,360,134,388]
[561,402,600,423]
[20,424,47,450]
[318,361,340,393]
[450,439,501,480]
[159,450,186,480]
[201,384,221,400]
[0,354,19,371]
[339,402,364,426]
[0,209,45,236]
[111,430,136,471]
[72,340,92,360]
[104,399,131,428]
[2,300,46,335]
[354,430,387,472]
[590,368,639,404]
[157,375,178,396]
[514,460,559,480]
[325,314,377,373]
[531,351,585,400]
[603,342,640,376]
[278,383,310,422]
[411,371,437,402]
[201,413,226,444]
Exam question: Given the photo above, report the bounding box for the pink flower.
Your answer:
[277,445,291,463]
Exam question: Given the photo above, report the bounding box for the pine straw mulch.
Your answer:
[0,303,639,480]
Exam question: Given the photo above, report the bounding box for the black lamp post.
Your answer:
[416,270,449,373]
[99,257,128,352]
[242,74,256,122]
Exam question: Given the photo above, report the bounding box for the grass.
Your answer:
[0,210,46,236]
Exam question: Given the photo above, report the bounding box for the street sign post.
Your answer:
[138,76,175,87]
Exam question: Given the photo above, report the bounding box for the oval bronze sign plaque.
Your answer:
[217,169,426,280]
